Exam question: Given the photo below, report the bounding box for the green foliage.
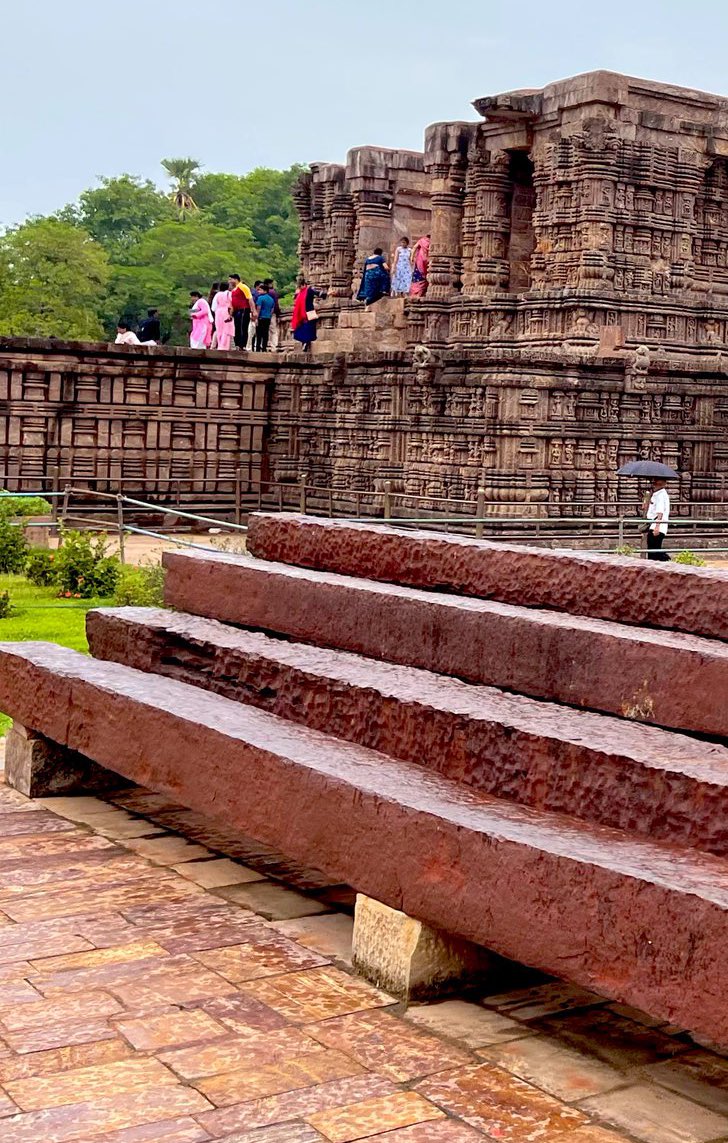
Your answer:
[0,573,114,734]
[54,530,121,598]
[0,591,12,619]
[1,161,302,345]
[60,175,176,258]
[673,549,707,566]
[613,543,639,557]
[113,563,166,607]
[0,492,52,518]
[102,217,259,344]
[0,519,29,574]
[0,218,110,340]
[162,157,202,218]
[25,548,57,586]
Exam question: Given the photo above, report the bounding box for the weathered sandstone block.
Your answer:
[352,894,496,1000]
[88,606,728,855]
[247,514,728,641]
[162,550,728,739]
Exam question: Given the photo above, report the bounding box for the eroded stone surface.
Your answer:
[247,513,728,641]
[88,606,728,855]
[161,549,728,738]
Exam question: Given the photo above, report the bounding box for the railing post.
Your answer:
[475,487,485,539]
[298,472,308,515]
[116,493,126,565]
[59,485,71,543]
[234,467,242,527]
[383,481,392,520]
[51,466,60,523]
[618,514,624,549]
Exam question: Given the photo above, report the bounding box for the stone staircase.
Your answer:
[2,514,728,1048]
[311,298,409,354]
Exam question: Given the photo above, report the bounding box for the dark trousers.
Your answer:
[254,318,271,351]
[233,308,250,349]
[646,530,670,560]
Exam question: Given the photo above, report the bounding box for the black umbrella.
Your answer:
[617,460,680,479]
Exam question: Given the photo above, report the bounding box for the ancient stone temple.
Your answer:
[3,71,728,519]
[287,71,728,512]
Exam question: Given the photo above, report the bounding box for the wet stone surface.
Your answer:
[0,765,724,1143]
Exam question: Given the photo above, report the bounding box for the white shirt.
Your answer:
[115,330,140,345]
[647,487,670,535]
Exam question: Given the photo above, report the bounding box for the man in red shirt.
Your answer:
[228,274,258,350]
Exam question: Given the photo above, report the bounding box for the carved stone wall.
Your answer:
[267,347,726,515]
[0,341,272,506]
[0,338,726,519]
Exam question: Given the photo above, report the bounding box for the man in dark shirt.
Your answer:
[228,274,257,350]
[138,309,161,344]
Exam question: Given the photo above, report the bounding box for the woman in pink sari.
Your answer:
[212,286,234,351]
[189,291,213,349]
[409,234,430,297]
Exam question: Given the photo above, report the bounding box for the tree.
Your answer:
[161,158,201,219]
[102,217,259,342]
[0,218,110,340]
[60,175,175,258]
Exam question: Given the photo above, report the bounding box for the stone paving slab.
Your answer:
[246,512,728,641]
[161,549,728,738]
[0,773,724,1142]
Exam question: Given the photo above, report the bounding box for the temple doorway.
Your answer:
[506,150,536,290]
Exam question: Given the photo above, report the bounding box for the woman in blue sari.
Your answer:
[357,248,390,306]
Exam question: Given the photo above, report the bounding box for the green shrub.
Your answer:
[113,563,166,607]
[0,590,12,618]
[25,548,57,586]
[613,543,639,557]
[673,549,707,567]
[0,492,52,518]
[0,518,29,574]
[54,530,121,598]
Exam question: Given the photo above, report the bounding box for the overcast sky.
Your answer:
[3,0,728,228]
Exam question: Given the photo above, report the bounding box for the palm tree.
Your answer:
[161,158,201,219]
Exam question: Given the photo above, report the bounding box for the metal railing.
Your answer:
[6,484,728,562]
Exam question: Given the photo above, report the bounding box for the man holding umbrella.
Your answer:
[644,478,671,561]
[617,459,678,561]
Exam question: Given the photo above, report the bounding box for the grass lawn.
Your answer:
[0,575,111,735]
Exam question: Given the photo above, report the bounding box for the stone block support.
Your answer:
[352,894,495,1000]
[5,721,123,798]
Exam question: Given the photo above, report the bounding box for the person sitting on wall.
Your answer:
[115,320,140,345]
[357,248,391,307]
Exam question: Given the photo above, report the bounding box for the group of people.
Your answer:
[115,276,282,353]
[357,234,430,307]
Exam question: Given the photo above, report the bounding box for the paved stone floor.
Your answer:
[0,770,725,1142]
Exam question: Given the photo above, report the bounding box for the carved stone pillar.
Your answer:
[353,189,393,267]
[425,123,473,298]
[329,188,356,299]
[462,138,512,295]
[293,171,313,281]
